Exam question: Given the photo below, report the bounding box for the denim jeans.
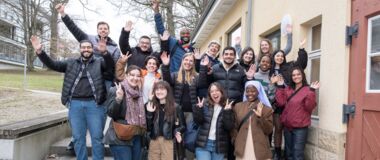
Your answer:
[104,80,113,93]
[284,127,308,160]
[69,100,106,160]
[109,135,142,160]
[195,139,224,160]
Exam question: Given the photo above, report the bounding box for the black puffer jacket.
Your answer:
[119,29,162,69]
[161,64,208,112]
[146,104,186,140]
[199,63,249,103]
[37,51,113,105]
[193,104,235,154]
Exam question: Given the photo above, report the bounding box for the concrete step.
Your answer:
[44,154,113,160]
[49,136,112,157]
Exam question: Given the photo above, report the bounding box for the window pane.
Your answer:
[369,55,380,90]
[311,58,320,116]
[371,18,380,53]
[312,24,322,51]
[228,25,242,57]
[265,29,281,51]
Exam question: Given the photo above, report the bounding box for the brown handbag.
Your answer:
[112,120,137,141]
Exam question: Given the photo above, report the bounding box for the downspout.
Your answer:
[246,0,253,46]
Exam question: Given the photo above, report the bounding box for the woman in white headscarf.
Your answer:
[231,80,274,160]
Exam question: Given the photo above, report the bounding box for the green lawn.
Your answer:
[0,69,63,92]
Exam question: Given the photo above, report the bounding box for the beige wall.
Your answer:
[198,0,248,54]
[200,0,350,133]
[196,0,352,158]
[251,0,351,133]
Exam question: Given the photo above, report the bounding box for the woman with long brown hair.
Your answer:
[146,80,186,160]
[193,82,235,160]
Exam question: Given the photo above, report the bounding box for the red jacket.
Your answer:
[275,86,316,129]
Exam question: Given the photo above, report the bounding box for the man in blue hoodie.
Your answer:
[152,0,194,72]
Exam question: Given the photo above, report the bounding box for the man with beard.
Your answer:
[199,46,256,104]
[55,3,120,89]
[152,0,195,72]
[30,35,113,160]
[118,20,163,68]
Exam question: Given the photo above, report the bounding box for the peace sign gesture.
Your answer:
[120,51,132,63]
[253,102,264,117]
[146,102,156,112]
[197,97,204,108]
[115,82,124,101]
[224,99,234,110]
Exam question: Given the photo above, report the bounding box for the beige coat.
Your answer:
[232,101,274,160]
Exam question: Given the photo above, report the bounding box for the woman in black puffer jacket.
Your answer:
[193,82,235,160]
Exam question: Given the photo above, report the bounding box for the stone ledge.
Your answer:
[0,111,68,139]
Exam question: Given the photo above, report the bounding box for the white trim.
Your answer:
[366,15,380,93]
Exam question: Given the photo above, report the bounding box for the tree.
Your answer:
[49,0,69,61]
[106,0,207,37]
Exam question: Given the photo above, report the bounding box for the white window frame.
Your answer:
[307,23,322,119]
[366,15,380,93]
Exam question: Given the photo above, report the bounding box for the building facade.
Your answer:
[0,0,50,67]
[193,0,380,159]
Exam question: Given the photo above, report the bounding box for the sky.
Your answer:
[60,0,157,47]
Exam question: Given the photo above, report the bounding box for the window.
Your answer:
[367,15,380,92]
[308,23,322,116]
[227,23,242,56]
[0,20,15,39]
[265,29,281,51]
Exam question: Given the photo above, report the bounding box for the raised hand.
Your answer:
[98,37,108,54]
[194,48,202,60]
[160,51,170,65]
[225,99,234,110]
[286,24,293,34]
[30,35,42,54]
[300,38,306,49]
[246,64,256,79]
[120,51,132,63]
[146,102,156,112]
[276,75,285,86]
[151,0,160,13]
[175,132,182,143]
[200,55,209,66]
[197,97,204,108]
[310,81,320,90]
[253,102,264,117]
[160,30,170,41]
[270,75,279,84]
[115,82,124,101]
[55,3,66,17]
[124,20,133,32]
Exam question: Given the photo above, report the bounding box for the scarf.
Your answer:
[121,80,146,128]
[243,80,272,108]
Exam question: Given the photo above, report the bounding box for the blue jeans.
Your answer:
[104,80,113,93]
[69,100,106,160]
[284,127,308,160]
[109,135,142,160]
[195,139,224,160]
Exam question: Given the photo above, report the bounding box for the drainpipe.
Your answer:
[246,0,253,46]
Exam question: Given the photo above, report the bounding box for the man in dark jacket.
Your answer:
[30,35,112,160]
[118,20,162,68]
[152,0,194,72]
[200,46,256,104]
[55,3,120,89]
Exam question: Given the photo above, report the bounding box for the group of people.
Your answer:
[29,1,320,160]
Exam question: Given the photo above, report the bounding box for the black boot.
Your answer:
[273,147,282,160]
